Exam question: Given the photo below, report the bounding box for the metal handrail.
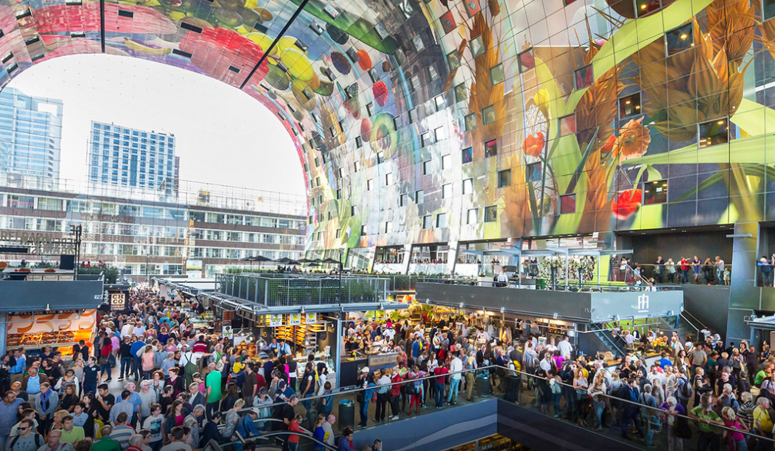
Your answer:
[205,430,338,451]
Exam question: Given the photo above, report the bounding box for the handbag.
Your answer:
[752,386,762,397]
[371,392,377,403]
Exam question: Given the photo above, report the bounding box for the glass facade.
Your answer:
[0,88,63,179]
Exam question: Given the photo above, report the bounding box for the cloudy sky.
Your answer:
[7,54,306,198]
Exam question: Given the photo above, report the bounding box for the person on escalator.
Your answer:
[287,413,312,451]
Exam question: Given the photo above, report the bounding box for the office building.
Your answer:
[0,87,63,180]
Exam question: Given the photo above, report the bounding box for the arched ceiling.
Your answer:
[4,0,775,259]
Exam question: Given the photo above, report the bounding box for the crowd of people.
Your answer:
[612,256,729,286]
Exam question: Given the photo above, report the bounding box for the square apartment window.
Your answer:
[470,35,484,58]
[635,0,662,16]
[400,193,408,206]
[560,194,576,214]
[355,136,363,148]
[412,35,425,52]
[575,65,594,89]
[526,162,542,182]
[428,65,439,81]
[409,74,421,92]
[353,161,360,172]
[360,225,367,236]
[465,113,477,131]
[315,157,320,167]
[484,206,497,222]
[336,189,341,199]
[766,0,775,20]
[421,132,433,147]
[518,48,535,73]
[336,229,341,238]
[377,151,384,163]
[462,147,473,163]
[666,23,694,56]
[463,178,473,194]
[435,127,446,141]
[497,169,511,188]
[455,83,467,103]
[385,222,392,233]
[643,180,667,204]
[436,213,447,228]
[485,139,498,158]
[699,118,729,148]
[416,190,424,203]
[441,154,451,169]
[447,51,461,71]
[367,179,374,191]
[385,172,393,185]
[434,95,446,111]
[482,105,496,125]
[409,108,418,124]
[490,64,505,85]
[467,208,478,224]
[559,114,576,136]
[393,116,402,130]
[442,184,452,198]
[423,160,432,174]
[619,93,641,119]
[422,215,432,229]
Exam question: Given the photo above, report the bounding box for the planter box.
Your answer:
[478,276,493,287]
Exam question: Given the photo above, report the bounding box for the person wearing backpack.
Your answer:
[7,419,43,451]
[675,371,692,408]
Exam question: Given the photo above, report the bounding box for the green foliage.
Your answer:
[79,266,120,283]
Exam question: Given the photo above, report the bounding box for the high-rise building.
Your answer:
[0,87,63,179]
[88,121,177,192]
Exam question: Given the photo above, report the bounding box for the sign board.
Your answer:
[0,231,77,255]
[8,310,97,335]
[368,352,398,370]
[269,314,283,327]
[289,313,302,325]
[222,324,233,339]
[110,293,126,311]
[305,313,318,324]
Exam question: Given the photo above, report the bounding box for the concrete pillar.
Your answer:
[447,241,459,275]
[401,244,412,275]
[0,313,7,356]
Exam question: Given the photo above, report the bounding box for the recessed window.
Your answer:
[563,0,578,5]
[428,64,439,81]
[434,95,446,111]
[465,113,477,131]
[407,74,420,92]
[367,179,374,191]
[442,184,452,198]
[423,160,432,175]
[490,64,505,85]
[409,108,418,124]
[355,136,363,148]
[463,178,473,194]
[354,161,361,172]
[421,132,432,147]
[559,114,576,136]
[360,225,367,236]
[574,65,594,89]
[635,0,662,16]
[497,169,511,188]
[470,35,484,58]
[484,206,497,223]
[385,172,393,185]
[643,180,667,205]
[467,208,478,224]
[435,127,446,141]
[766,0,775,20]
[336,189,341,199]
[560,194,576,214]
[416,190,424,203]
[518,48,535,73]
[482,105,496,125]
[699,118,729,148]
[666,23,694,56]
[485,139,498,158]
[351,206,356,216]
[462,147,473,163]
[447,51,461,71]
[441,154,451,170]
[400,193,408,206]
[377,152,384,164]
[393,116,402,129]
[366,102,375,116]
[436,213,447,228]
[336,228,341,238]
[384,222,392,233]
[422,215,432,229]
[526,162,542,182]
[455,84,467,103]
[412,35,425,52]
[315,157,320,167]
[619,93,642,119]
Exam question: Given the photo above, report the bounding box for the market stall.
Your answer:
[5,310,96,359]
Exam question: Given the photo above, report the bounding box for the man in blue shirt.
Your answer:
[411,339,421,360]
[8,349,25,385]
[108,391,134,426]
[124,383,143,428]
[129,337,145,381]
[277,340,292,358]
[657,352,673,369]
[0,391,23,451]
[234,411,263,451]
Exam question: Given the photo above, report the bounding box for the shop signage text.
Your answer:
[0,231,77,255]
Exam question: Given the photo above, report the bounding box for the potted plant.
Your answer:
[44,269,56,273]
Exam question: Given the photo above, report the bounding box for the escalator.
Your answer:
[204,431,338,451]
[588,322,628,358]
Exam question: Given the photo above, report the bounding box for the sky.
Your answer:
[6,54,306,198]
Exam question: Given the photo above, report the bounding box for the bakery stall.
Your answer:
[5,310,97,359]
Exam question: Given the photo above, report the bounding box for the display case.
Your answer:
[5,311,96,358]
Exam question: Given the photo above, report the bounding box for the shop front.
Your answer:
[5,311,96,359]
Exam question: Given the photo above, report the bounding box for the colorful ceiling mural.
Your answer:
[3,0,775,253]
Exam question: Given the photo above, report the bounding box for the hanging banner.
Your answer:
[289,313,302,325]
[305,313,318,324]
[269,315,283,327]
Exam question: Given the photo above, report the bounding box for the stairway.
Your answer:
[589,323,628,359]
